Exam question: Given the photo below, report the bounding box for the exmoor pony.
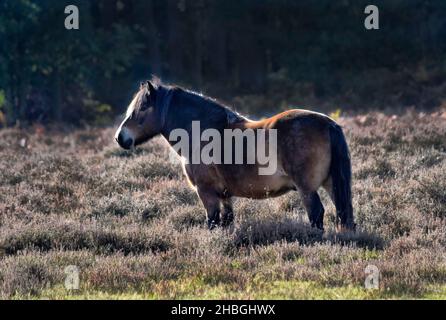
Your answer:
[115,78,355,232]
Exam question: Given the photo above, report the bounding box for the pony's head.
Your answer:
[115,80,166,149]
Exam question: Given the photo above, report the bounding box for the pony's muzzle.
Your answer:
[116,130,134,150]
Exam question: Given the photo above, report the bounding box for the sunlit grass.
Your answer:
[19,280,446,300]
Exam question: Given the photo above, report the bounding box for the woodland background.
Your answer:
[1,0,446,126]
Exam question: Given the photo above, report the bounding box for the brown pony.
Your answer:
[115,79,355,232]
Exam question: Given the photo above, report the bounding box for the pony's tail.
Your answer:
[329,124,355,231]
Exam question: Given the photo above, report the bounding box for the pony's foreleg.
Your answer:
[197,189,221,230]
[221,198,234,228]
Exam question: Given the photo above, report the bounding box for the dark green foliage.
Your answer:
[0,0,142,125]
[1,1,446,126]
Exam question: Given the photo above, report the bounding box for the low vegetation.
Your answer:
[0,110,446,299]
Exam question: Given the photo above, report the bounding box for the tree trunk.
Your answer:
[166,0,185,81]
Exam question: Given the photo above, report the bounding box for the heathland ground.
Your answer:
[0,109,445,299]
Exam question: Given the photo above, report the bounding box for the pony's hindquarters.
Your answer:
[276,111,354,232]
[277,115,332,230]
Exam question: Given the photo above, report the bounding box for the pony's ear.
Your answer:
[147,80,156,95]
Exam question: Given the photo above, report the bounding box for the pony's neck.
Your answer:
[155,85,174,129]
[160,88,245,142]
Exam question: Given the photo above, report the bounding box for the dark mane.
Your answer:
[126,77,247,136]
[155,80,246,133]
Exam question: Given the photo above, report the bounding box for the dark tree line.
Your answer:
[1,0,446,126]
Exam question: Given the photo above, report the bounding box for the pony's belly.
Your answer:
[229,171,295,199]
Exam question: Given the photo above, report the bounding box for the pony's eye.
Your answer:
[140,103,150,111]
[141,98,154,112]
[140,92,152,111]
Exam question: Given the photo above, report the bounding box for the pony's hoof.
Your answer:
[336,223,356,233]
[221,218,234,229]
[311,222,324,232]
[207,220,220,230]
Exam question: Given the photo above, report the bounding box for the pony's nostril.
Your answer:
[122,138,133,149]
[117,134,133,149]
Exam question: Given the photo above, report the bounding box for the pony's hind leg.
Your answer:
[285,158,329,231]
[301,190,325,231]
[285,157,329,231]
[281,128,331,231]
[221,198,234,228]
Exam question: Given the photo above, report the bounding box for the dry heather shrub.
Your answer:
[0,253,61,297]
[0,250,102,298]
[88,168,150,196]
[301,243,365,268]
[0,219,176,255]
[378,239,446,295]
[158,228,248,287]
[413,164,446,219]
[27,154,87,183]
[283,244,370,286]
[409,130,446,152]
[130,155,181,180]
[274,242,305,262]
[0,160,26,186]
[168,226,233,258]
[152,179,199,207]
[231,199,382,249]
[169,205,206,230]
[85,255,158,292]
[353,181,418,239]
[88,193,163,222]
[276,192,304,212]
[324,230,384,250]
[103,147,146,158]
[1,112,446,298]
[0,153,87,189]
[14,182,80,215]
[0,128,31,152]
[356,158,396,180]
[356,203,415,239]
[232,200,323,247]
